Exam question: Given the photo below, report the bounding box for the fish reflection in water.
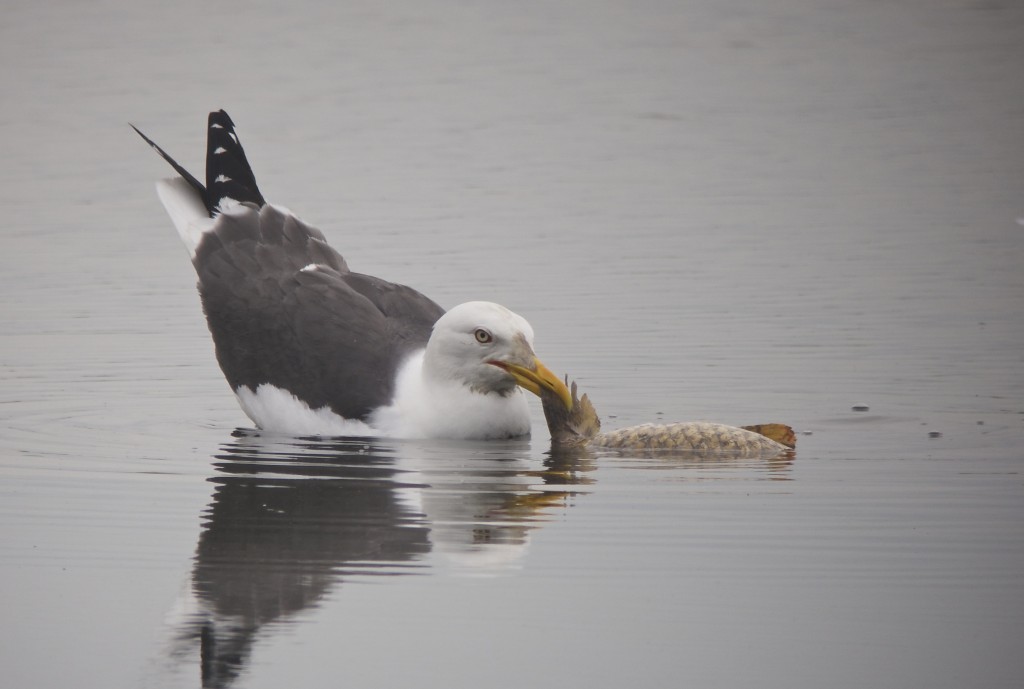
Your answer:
[163,430,593,688]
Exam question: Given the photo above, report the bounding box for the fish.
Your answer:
[540,378,795,457]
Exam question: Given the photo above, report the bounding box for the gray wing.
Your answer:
[193,204,445,421]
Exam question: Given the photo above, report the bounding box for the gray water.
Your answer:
[2,1,1023,687]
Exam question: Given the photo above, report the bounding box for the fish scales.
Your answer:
[592,421,786,455]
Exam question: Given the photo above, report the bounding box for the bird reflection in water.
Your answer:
[163,430,594,688]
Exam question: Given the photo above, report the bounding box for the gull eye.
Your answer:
[474,328,493,344]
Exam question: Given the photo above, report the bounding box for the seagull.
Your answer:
[134,110,570,439]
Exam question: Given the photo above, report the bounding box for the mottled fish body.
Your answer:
[540,378,794,456]
[591,421,787,456]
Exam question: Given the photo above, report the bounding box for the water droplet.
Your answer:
[851,404,870,412]
[928,431,943,439]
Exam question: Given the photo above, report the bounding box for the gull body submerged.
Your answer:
[135,111,570,439]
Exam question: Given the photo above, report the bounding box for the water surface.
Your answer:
[1,1,1022,687]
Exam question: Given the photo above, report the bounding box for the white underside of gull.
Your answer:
[233,351,532,439]
[370,351,532,439]
[235,384,378,437]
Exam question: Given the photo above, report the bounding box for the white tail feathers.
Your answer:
[155,177,214,259]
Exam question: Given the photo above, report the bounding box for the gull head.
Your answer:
[423,301,571,407]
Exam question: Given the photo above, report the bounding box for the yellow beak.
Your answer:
[490,357,573,410]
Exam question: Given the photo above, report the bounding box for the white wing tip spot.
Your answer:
[215,197,242,213]
[300,263,320,273]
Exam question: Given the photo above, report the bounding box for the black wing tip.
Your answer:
[132,120,211,214]
[133,111,267,215]
[208,109,235,129]
[131,122,160,151]
[205,109,266,211]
